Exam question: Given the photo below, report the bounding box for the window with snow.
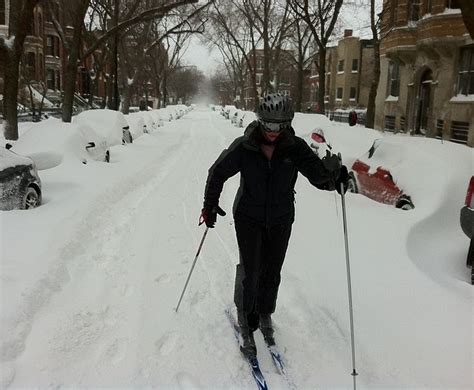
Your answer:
[456,46,474,96]
[387,61,400,97]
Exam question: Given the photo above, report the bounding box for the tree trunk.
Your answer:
[317,49,326,114]
[366,0,381,129]
[295,63,304,112]
[1,0,40,140]
[121,82,131,114]
[3,52,22,140]
[61,0,89,122]
[365,41,380,129]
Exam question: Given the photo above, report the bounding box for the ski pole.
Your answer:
[340,180,358,390]
[175,226,209,313]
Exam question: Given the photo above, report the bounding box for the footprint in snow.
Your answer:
[155,332,179,356]
[155,274,171,284]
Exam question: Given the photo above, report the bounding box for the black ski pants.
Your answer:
[233,215,293,329]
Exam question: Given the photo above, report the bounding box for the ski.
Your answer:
[225,308,269,390]
[264,340,296,390]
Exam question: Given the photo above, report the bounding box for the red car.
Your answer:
[460,176,473,284]
[347,139,414,210]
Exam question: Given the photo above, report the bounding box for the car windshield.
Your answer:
[365,139,402,169]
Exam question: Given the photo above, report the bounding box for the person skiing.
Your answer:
[201,93,349,358]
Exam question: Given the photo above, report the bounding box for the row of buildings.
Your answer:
[0,0,164,113]
[227,0,473,146]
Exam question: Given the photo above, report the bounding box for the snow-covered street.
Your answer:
[1,108,472,389]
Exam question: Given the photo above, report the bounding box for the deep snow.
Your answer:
[0,107,472,389]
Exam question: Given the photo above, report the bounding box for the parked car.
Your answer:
[460,176,473,284]
[74,109,127,147]
[0,145,42,210]
[348,139,414,210]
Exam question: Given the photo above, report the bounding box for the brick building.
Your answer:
[375,0,473,146]
[0,0,107,110]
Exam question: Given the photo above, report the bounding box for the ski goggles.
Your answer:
[260,120,291,133]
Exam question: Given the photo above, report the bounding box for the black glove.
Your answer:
[199,205,226,228]
[335,165,350,195]
[321,150,342,173]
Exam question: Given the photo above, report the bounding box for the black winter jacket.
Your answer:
[204,121,334,226]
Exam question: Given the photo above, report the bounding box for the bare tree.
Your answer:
[286,9,314,111]
[1,0,40,140]
[289,0,344,114]
[239,0,292,95]
[208,0,261,108]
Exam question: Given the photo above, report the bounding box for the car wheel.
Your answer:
[395,195,414,210]
[347,173,358,193]
[23,187,40,209]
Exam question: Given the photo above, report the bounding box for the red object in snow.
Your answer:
[351,160,403,206]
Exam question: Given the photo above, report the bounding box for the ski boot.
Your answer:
[238,310,257,358]
[259,313,275,346]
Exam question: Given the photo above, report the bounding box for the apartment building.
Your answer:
[375,0,473,146]
[307,30,375,112]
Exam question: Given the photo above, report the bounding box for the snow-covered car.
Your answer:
[231,110,245,126]
[127,113,148,138]
[224,105,237,120]
[74,109,128,147]
[460,176,473,284]
[12,118,110,165]
[0,146,42,210]
[348,139,414,210]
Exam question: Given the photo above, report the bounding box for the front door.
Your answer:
[415,69,433,134]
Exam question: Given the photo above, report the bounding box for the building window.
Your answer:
[390,0,398,26]
[338,60,344,73]
[257,58,263,71]
[352,59,359,72]
[47,69,56,90]
[457,47,474,96]
[0,0,5,25]
[25,52,36,78]
[350,87,357,100]
[426,0,433,13]
[46,35,59,57]
[446,0,460,9]
[256,74,262,85]
[408,0,421,22]
[388,61,400,97]
[336,88,343,99]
